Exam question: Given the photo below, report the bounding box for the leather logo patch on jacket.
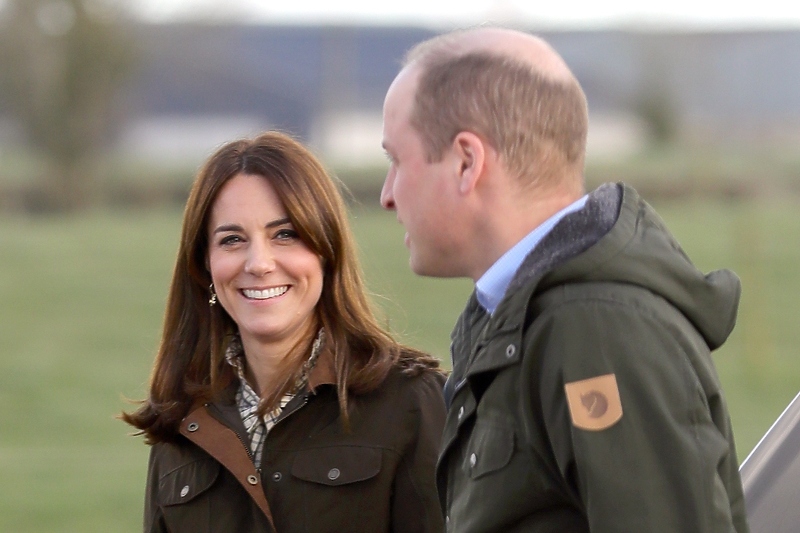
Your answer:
[564,373,623,431]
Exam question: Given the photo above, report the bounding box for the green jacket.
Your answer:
[439,183,749,532]
[144,367,446,533]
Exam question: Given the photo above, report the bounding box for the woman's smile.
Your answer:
[241,286,289,300]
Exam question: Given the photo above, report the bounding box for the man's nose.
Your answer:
[380,168,396,210]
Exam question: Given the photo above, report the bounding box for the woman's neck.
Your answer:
[238,322,317,397]
[239,337,298,397]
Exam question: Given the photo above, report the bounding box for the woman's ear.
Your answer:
[452,131,486,194]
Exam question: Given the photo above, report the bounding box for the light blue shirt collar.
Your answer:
[476,195,588,314]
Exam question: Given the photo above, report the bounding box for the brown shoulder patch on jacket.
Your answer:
[564,373,623,431]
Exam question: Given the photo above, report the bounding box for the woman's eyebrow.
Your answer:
[265,217,291,229]
[212,223,242,234]
[212,217,291,234]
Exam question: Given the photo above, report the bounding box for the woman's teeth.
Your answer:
[242,286,288,300]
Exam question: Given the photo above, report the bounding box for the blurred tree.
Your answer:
[636,91,679,147]
[0,0,135,211]
[635,37,679,148]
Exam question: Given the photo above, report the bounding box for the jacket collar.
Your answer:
[307,346,336,391]
[180,405,276,531]
[451,183,624,381]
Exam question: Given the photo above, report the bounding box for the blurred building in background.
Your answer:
[109,25,800,167]
[1,12,800,208]
[114,24,435,168]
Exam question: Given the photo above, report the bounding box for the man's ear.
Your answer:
[452,131,486,194]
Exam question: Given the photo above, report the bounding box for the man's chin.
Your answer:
[408,253,432,277]
[409,254,457,279]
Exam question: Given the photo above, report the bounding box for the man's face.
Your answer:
[380,67,463,278]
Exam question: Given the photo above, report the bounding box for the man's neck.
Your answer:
[468,186,583,281]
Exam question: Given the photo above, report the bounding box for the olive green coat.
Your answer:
[438,183,749,532]
[144,368,446,533]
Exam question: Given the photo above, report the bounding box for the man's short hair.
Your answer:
[404,36,589,186]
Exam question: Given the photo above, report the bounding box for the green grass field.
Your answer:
[1,195,798,531]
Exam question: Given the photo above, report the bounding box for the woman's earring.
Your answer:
[208,283,218,306]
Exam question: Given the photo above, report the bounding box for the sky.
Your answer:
[132,0,800,29]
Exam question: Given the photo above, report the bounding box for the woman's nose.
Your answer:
[244,242,276,276]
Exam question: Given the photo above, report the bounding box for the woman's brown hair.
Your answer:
[122,131,441,443]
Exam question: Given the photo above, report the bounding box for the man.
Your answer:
[380,27,749,532]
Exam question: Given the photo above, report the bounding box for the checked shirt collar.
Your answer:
[225,329,325,468]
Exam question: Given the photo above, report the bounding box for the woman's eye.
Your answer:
[219,234,243,246]
[274,228,300,241]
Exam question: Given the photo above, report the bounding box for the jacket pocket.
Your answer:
[291,445,381,486]
[158,457,221,506]
[464,422,515,479]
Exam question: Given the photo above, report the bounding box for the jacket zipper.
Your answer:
[206,391,313,470]
[273,392,310,427]
[205,402,258,466]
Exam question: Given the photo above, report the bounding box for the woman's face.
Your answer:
[207,173,323,351]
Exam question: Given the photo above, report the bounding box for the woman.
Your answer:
[122,132,447,532]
